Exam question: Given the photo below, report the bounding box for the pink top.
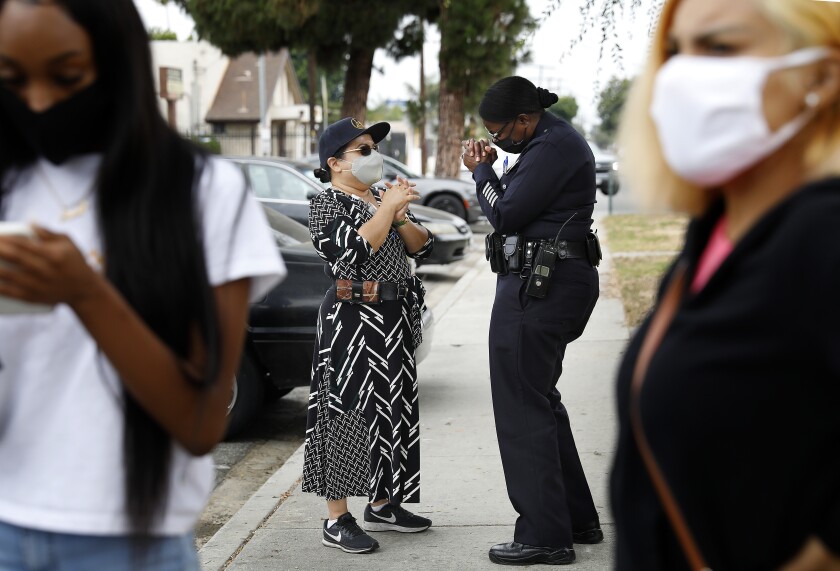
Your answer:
[691,217,733,293]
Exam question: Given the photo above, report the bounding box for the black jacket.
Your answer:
[611,177,840,570]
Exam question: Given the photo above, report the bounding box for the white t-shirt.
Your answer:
[0,154,286,536]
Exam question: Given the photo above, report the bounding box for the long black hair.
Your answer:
[0,0,221,534]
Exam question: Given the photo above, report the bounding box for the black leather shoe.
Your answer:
[572,521,604,544]
[488,542,575,565]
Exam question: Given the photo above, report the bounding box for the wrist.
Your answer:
[70,272,111,317]
[392,217,408,228]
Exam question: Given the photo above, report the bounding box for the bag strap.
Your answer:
[629,263,712,571]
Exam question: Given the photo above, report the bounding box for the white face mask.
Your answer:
[339,150,384,186]
[650,47,828,187]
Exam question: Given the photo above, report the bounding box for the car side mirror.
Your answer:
[306,190,319,200]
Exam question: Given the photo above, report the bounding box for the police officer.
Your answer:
[463,76,603,566]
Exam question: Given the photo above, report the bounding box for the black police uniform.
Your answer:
[472,112,600,548]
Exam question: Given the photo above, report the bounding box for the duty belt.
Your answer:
[512,238,587,280]
[524,238,586,263]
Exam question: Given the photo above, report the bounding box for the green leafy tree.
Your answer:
[549,95,579,123]
[435,0,535,178]
[594,76,631,146]
[170,0,432,121]
[148,27,178,41]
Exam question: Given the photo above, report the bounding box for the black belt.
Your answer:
[524,238,587,262]
[379,281,408,300]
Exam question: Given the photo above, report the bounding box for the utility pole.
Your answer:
[307,52,318,154]
[418,19,427,176]
[321,74,329,133]
[258,54,269,156]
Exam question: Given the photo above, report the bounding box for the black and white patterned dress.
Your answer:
[302,188,434,503]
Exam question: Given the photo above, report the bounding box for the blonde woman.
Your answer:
[610,0,840,570]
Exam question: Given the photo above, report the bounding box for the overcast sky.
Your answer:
[133,0,659,130]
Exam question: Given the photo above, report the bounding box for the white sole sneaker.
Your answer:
[321,537,378,553]
[362,521,430,533]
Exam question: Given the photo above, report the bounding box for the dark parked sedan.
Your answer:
[228,156,472,266]
[228,206,435,436]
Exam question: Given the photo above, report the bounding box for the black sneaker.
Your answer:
[322,513,380,554]
[362,503,432,533]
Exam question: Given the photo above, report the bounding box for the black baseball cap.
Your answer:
[318,117,390,167]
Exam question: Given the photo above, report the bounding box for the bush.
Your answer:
[189,135,222,155]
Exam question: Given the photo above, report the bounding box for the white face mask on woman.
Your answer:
[650,47,828,187]
[339,150,384,186]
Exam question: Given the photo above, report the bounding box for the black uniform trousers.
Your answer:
[489,258,600,548]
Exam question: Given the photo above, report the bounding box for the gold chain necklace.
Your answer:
[35,165,92,221]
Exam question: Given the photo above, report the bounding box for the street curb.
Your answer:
[199,251,487,570]
[199,444,305,570]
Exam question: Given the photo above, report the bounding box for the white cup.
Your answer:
[0,222,53,314]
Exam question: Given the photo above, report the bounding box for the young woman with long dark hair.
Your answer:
[0,0,284,568]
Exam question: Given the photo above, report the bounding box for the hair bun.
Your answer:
[313,167,330,184]
[537,87,558,108]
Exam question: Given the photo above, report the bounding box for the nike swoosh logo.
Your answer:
[370,511,397,523]
[325,528,342,542]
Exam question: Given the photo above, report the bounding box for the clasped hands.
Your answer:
[382,176,420,225]
[461,138,498,173]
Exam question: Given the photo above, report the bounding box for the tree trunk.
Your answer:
[435,64,465,178]
[341,46,375,122]
[307,51,318,153]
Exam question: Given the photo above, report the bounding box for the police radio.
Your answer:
[525,213,577,299]
[525,242,557,298]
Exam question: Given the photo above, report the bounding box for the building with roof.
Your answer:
[151,41,317,158]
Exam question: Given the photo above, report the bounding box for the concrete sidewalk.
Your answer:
[200,245,629,570]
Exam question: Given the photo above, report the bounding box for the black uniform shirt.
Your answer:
[472,112,596,241]
[611,177,840,571]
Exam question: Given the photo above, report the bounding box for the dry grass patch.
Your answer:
[601,214,688,327]
[601,214,687,254]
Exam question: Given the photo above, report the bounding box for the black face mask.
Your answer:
[0,82,110,165]
[494,122,528,155]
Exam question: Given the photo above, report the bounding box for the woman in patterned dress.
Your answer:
[302,118,435,554]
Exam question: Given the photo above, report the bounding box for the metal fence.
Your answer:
[184,130,317,159]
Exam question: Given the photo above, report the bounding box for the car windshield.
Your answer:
[260,205,311,246]
[384,157,420,179]
[587,140,605,155]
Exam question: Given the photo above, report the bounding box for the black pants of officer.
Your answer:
[489,258,600,549]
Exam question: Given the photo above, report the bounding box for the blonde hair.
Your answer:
[618,0,840,215]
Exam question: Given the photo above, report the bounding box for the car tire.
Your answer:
[599,180,620,195]
[226,352,265,438]
[426,193,467,221]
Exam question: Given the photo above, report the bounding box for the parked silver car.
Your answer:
[304,153,483,223]
[227,156,473,266]
[587,141,620,196]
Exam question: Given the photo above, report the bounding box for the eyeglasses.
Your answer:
[485,121,512,141]
[340,143,379,156]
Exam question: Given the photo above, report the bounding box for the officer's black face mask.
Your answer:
[494,120,528,154]
[0,82,110,165]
